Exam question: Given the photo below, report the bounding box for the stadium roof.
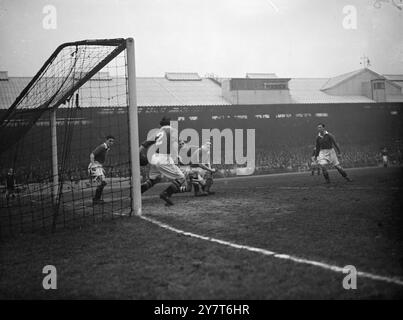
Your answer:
[0,77,31,110]
[383,74,403,82]
[383,74,403,88]
[165,72,201,81]
[321,68,403,91]
[0,71,8,81]
[0,76,230,109]
[246,73,278,79]
[0,73,389,110]
[137,77,229,106]
[321,68,367,91]
[289,78,375,104]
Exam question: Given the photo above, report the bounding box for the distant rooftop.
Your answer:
[383,74,403,80]
[246,73,278,79]
[0,71,8,81]
[4,68,402,109]
[289,78,374,104]
[0,76,230,109]
[137,77,228,106]
[165,72,201,81]
[321,68,367,91]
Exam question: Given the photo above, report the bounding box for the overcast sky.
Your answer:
[0,0,402,78]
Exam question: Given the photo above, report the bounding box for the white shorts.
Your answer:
[88,162,106,183]
[190,167,207,177]
[149,153,185,181]
[310,160,319,168]
[178,166,206,184]
[317,149,340,166]
[382,155,388,163]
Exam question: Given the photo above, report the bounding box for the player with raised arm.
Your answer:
[88,135,115,205]
[314,124,352,184]
[140,116,190,206]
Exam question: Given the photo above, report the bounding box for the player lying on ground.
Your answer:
[88,135,115,205]
[186,141,216,196]
[140,116,191,206]
[314,123,352,183]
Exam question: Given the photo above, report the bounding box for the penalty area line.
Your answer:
[139,215,403,287]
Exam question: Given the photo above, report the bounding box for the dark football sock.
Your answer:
[336,166,347,178]
[322,169,330,182]
[204,178,213,192]
[193,183,200,195]
[164,184,179,197]
[94,182,106,200]
[173,179,189,193]
[160,185,177,206]
[141,178,159,193]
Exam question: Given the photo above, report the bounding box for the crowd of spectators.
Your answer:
[218,143,403,177]
[1,143,402,186]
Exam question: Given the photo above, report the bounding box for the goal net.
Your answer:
[0,38,140,237]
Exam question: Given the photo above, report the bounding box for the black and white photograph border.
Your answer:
[0,0,402,304]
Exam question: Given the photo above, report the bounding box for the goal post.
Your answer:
[0,38,142,237]
[126,38,142,216]
[50,108,59,205]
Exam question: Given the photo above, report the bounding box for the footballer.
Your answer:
[88,135,115,204]
[314,124,352,183]
[140,116,191,206]
[380,147,388,168]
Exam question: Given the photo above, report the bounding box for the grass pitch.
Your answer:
[1,167,402,299]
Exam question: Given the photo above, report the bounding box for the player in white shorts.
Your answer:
[178,140,216,196]
[88,135,115,204]
[314,124,352,184]
[140,116,190,206]
[380,147,388,168]
[189,141,216,195]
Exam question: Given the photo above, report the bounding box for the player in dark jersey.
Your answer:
[88,135,115,204]
[314,124,352,183]
[5,168,17,202]
[380,147,388,168]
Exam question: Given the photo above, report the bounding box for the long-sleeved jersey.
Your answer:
[91,143,110,164]
[315,131,340,157]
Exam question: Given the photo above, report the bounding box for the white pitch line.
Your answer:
[112,209,130,216]
[139,215,403,287]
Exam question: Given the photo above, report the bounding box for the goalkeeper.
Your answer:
[88,135,115,205]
